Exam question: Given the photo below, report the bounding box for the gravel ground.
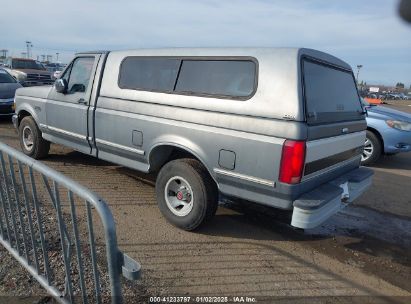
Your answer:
[0,100,410,303]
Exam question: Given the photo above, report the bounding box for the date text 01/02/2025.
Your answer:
[148,296,257,303]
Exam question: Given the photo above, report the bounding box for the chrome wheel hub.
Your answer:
[164,176,193,217]
[362,138,374,161]
[22,126,34,152]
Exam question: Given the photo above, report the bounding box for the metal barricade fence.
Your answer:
[0,141,141,304]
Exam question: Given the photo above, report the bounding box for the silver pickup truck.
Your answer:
[12,48,373,230]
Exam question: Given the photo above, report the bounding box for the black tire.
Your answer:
[155,158,218,231]
[18,116,50,159]
[361,130,382,166]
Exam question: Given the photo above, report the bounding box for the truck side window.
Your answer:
[61,63,72,82]
[119,58,180,92]
[118,57,256,99]
[175,60,256,97]
[67,57,94,94]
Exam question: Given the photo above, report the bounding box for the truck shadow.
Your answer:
[112,163,411,250]
[45,150,113,167]
[195,201,411,292]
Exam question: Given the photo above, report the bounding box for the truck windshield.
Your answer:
[12,59,45,70]
[303,59,363,125]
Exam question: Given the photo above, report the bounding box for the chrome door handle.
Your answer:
[77,98,86,104]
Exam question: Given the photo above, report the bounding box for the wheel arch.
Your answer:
[148,142,218,186]
[367,126,385,152]
[17,110,32,124]
[16,105,39,128]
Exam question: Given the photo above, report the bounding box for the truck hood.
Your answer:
[16,86,52,99]
[367,105,411,123]
[0,82,23,99]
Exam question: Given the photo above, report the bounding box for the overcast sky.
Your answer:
[1,0,410,86]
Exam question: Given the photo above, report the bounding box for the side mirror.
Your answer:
[55,78,68,94]
[359,106,368,117]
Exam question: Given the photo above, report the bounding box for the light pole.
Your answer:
[356,65,363,84]
[356,65,363,91]
[25,41,33,59]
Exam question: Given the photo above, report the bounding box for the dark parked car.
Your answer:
[0,68,22,116]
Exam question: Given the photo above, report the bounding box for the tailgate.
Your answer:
[303,131,365,179]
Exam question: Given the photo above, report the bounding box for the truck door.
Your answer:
[45,55,100,154]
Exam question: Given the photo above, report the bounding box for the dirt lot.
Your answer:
[0,101,411,303]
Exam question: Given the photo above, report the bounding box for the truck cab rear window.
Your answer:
[118,57,256,99]
[303,59,362,125]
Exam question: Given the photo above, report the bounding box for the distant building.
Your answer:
[364,84,409,94]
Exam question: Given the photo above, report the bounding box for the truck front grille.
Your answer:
[26,73,52,81]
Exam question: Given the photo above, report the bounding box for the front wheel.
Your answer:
[18,116,50,159]
[361,130,382,165]
[155,158,218,231]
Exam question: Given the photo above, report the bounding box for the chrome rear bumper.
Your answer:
[291,167,373,229]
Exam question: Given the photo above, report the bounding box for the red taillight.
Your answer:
[279,140,306,184]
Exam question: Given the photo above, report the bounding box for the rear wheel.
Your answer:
[18,116,50,159]
[361,130,382,165]
[155,158,218,231]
